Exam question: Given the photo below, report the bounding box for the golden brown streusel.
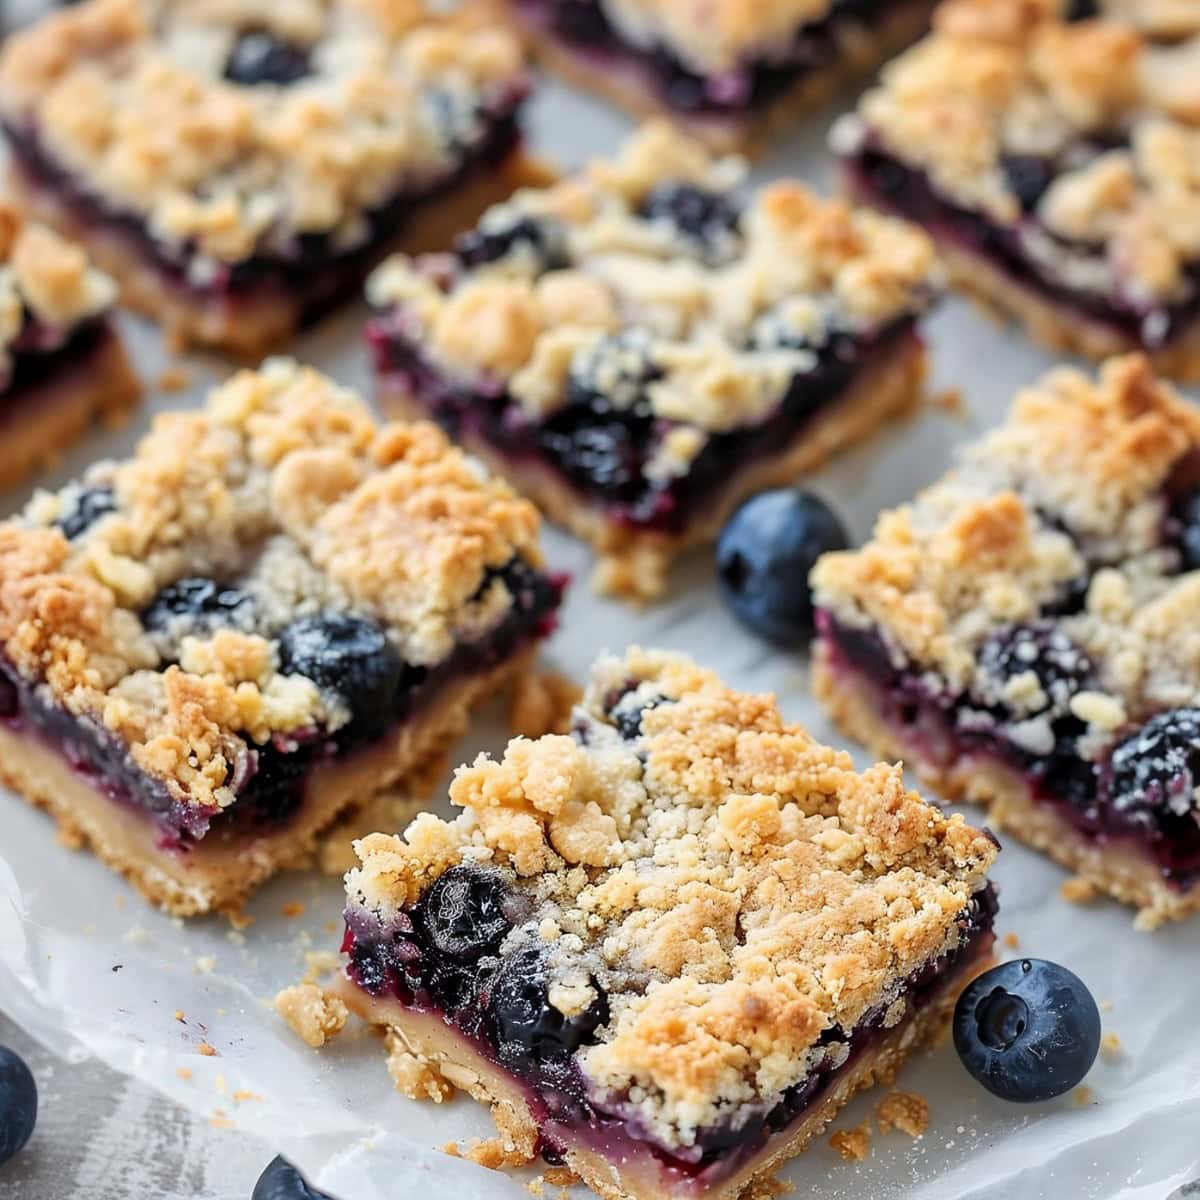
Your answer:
[346,648,997,1147]
[274,983,349,1048]
[876,1089,930,1138]
[828,1122,872,1162]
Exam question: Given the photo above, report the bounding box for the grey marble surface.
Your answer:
[0,1011,273,1199]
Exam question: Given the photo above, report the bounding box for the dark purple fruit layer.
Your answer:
[0,559,563,851]
[816,611,1200,888]
[515,0,910,117]
[344,866,995,1185]
[843,142,1200,350]
[1,317,109,409]
[2,99,522,322]
[369,315,919,535]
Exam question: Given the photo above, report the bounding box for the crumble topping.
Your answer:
[0,358,544,810]
[814,354,1200,757]
[0,201,117,389]
[0,0,525,269]
[274,982,349,1048]
[368,121,936,460]
[839,0,1200,303]
[347,647,996,1144]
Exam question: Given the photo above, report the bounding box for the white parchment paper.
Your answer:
[2,10,1200,1194]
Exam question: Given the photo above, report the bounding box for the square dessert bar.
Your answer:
[835,0,1200,381]
[0,0,537,357]
[0,202,138,490]
[0,360,563,916]
[337,648,999,1200]
[497,0,938,152]
[814,354,1200,929]
[366,123,938,601]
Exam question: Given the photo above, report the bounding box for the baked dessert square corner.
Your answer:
[335,647,999,1200]
[813,353,1200,929]
[366,121,938,603]
[0,0,541,356]
[0,359,564,917]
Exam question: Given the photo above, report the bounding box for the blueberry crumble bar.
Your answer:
[335,648,999,1200]
[497,0,938,152]
[366,123,937,601]
[0,201,138,490]
[835,0,1200,380]
[814,354,1200,929]
[0,359,563,916]
[0,0,538,357]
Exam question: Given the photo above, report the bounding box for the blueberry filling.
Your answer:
[844,140,1200,349]
[515,0,916,117]
[344,874,995,1183]
[141,578,257,637]
[0,558,563,850]
[368,313,919,535]
[1,103,522,321]
[455,215,569,272]
[818,611,1200,887]
[640,184,741,258]
[2,316,111,412]
[224,31,313,87]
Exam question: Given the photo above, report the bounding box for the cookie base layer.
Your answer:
[0,330,139,491]
[336,942,987,1200]
[498,0,936,154]
[841,175,1200,384]
[812,641,1200,930]
[380,333,925,602]
[0,650,534,916]
[6,153,554,358]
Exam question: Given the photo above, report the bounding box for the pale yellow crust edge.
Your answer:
[6,153,557,359]
[380,335,926,603]
[0,649,536,916]
[812,640,1200,930]
[335,944,989,1200]
[497,0,937,156]
[0,331,139,491]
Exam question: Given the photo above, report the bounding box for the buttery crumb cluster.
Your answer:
[0,359,543,810]
[347,648,996,1143]
[838,0,1200,306]
[814,355,1200,758]
[0,201,116,389]
[368,121,937,481]
[0,0,526,271]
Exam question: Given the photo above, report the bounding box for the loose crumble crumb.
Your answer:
[876,1090,930,1138]
[1002,932,1020,950]
[1060,876,1098,904]
[508,668,582,739]
[302,950,342,983]
[932,386,966,416]
[543,1166,579,1187]
[829,1122,872,1162]
[174,1010,185,1022]
[193,956,216,974]
[210,1109,233,1130]
[282,902,307,918]
[274,983,349,1048]
[197,1042,218,1057]
[1073,1086,1094,1106]
[156,364,191,393]
[1101,1032,1123,1058]
[227,910,256,932]
[177,1067,192,1081]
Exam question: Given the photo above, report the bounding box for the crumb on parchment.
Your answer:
[197,1042,218,1057]
[156,364,191,393]
[1002,932,1020,950]
[1101,1032,1122,1058]
[282,902,306,918]
[877,1090,930,1138]
[1060,876,1098,904]
[829,1122,871,1162]
[274,983,349,1048]
[1073,1086,1093,1106]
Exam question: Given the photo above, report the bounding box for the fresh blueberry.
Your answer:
[1173,491,1200,572]
[715,490,848,647]
[252,1156,334,1200]
[417,866,514,961]
[0,1045,37,1168]
[141,578,256,634]
[540,416,645,497]
[58,487,116,539]
[641,183,741,251]
[277,613,403,721]
[492,948,607,1066]
[953,959,1100,1102]
[1001,155,1056,213]
[456,216,567,272]
[976,623,1094,718]
[225,32,312,87]
[1107,708,1200,816]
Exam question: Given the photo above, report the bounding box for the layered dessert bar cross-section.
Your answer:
[497,0,938,152]
[337,648,999,1200]
[835,0,1200,381]
[0,0,537,356]
[0,202,138,489]
[0,360,564,916]
[366,123,938,601]
[814,354,1200,929]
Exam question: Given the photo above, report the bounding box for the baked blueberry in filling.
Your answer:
[344,875,996,1176]
[56,486,117,540]
[223,31,314,87]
